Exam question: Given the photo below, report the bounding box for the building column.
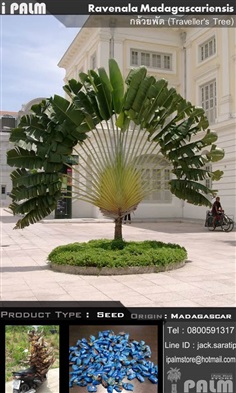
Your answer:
[218,28,232,121]
[97,31,111,70]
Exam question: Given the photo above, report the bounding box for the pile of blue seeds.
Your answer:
[69,330,158,392]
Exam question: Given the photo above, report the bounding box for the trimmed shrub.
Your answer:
[48,239,187,269]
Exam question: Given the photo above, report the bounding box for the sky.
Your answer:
[0,15,79,111]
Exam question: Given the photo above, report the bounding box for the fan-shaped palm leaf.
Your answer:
[7,59,224,239]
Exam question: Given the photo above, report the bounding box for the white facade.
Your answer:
[58,24,236,221]
[0,111,18,207]
[181,28,236,220]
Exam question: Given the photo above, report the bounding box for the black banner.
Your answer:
[1,303,236,321]
[2,304,236,393]
[1,0,236,15]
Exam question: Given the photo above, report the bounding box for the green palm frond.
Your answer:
[7,147,44,169]
[7,59,224,232]
[109,58,124,113]
[170,179,214,207]
[9,193,60,229]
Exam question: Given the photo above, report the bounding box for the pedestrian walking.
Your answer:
[123,213,131,224]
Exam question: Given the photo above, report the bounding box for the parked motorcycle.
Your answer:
[12,365,46,393]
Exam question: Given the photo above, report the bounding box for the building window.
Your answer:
[164,55,171,70]
[141,52,150,67]
[1,185,6,199]
[139,156,172,203]
[90,53,96,69]
[199,36,216,61]
[131,50,138,65]
[200,80,217,124]
[131,49,172,70]
[152,54,161,68]
[0,115,16,132]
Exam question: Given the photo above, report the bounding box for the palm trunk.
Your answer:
[114,217,123,240]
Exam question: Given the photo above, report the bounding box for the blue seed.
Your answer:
[69,330,158,391]
[136,373,145,382]
[149,375,158,384]
[114,386,123,392]
[87,385,97,392]
[78,381,87,387]
[123,382,134,391]
[127,373,136,380]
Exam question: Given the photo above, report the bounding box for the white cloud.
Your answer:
[1,15,78,111]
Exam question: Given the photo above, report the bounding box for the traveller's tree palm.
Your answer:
[7,59,224,239]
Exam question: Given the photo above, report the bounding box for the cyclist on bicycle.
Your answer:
[212,196,223,227]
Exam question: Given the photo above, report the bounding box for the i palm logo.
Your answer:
[184,374,233,393]
[167,368,181,393]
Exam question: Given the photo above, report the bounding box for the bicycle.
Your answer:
[205,211,234,232]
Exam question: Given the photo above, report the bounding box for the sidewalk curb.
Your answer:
[49,260,186,276]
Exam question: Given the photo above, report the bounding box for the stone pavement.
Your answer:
[1,208,235,307]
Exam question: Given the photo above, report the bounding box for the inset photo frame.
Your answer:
[69,325,158,392]
[5,325,59,393]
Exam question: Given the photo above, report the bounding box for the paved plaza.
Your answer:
[1,208,235,307]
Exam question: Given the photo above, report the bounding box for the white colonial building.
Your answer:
[58,22,236,221]
[0,111,18,207]
[58,23,236,221]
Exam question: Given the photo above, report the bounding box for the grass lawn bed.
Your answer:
[48,239,187,275]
